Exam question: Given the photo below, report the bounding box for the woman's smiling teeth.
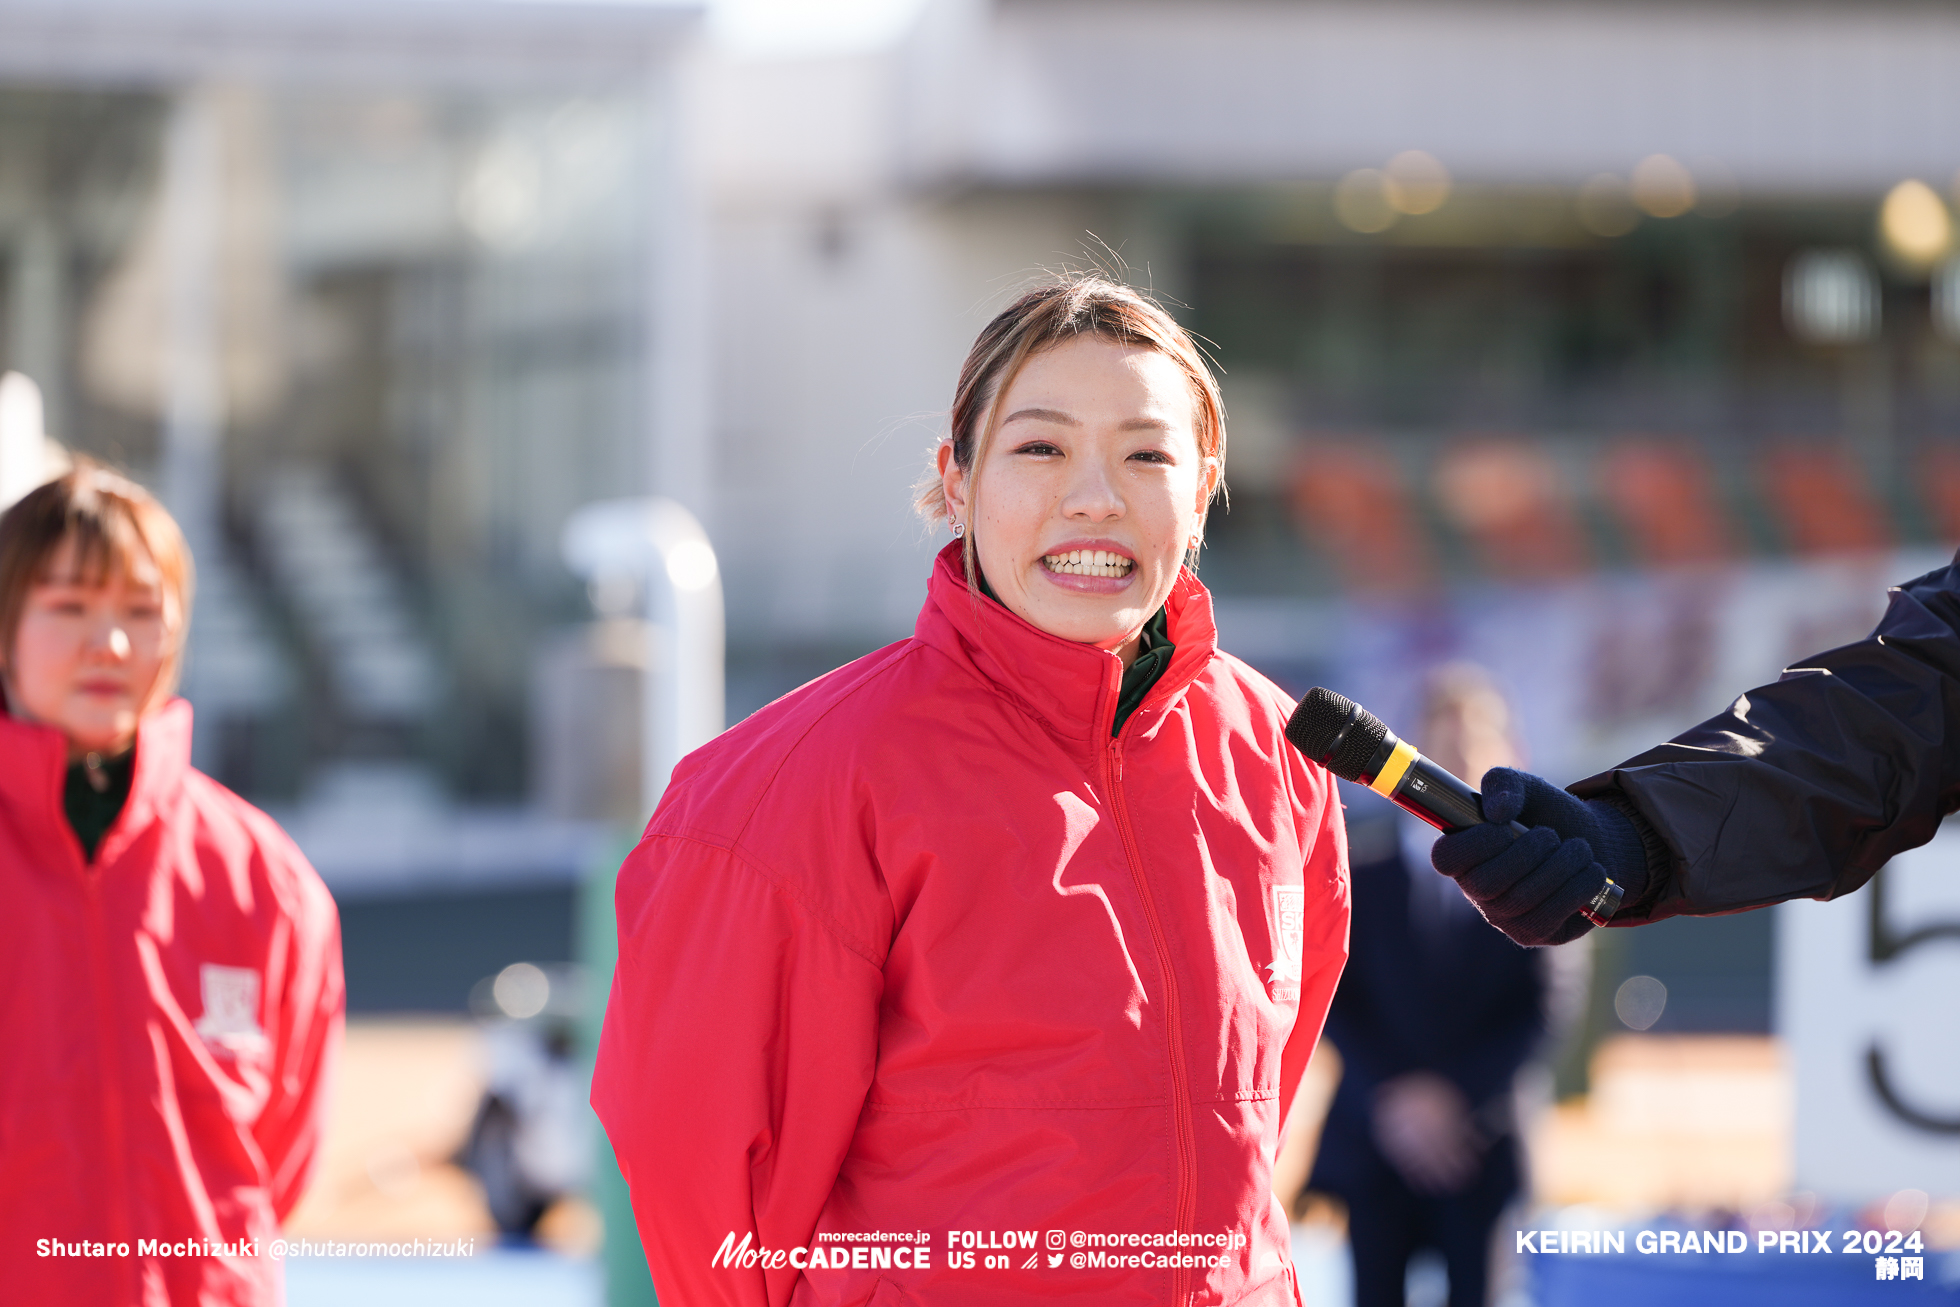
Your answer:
[1044,549,1134,578]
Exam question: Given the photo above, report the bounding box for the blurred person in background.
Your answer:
[593,275,1351,1306]
[1308,666,1561,1307]
[0,461,343,1306]
[461,972,592,1242]
[1432,560,1960,946]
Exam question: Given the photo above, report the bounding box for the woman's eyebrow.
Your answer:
[1001,406,1079,427]
[1001,409,1173,432]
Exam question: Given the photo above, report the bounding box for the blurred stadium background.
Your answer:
[2,0,1958,1303]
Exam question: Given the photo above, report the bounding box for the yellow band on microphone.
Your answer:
[1368,738,1419,798]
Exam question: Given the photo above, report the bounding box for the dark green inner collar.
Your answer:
[65,750,134,863]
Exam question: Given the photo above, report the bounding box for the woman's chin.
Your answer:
[997,562,1169,648]
[1022,599,1148,650]
[57,712,137,756]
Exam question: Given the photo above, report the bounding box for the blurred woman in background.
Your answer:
[595,274,1350,1306]
[1307,666,1574,1307]
[0,460,343,1306]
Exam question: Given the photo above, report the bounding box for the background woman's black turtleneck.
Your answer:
[973,569,1176,736]
[65,751,133,862]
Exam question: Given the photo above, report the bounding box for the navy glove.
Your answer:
[1430,768,1654,947]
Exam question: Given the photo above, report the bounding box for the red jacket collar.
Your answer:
[0,697,195,860]
[913,541,1218,744]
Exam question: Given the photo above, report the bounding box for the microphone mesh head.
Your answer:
[1285,687,1390,782]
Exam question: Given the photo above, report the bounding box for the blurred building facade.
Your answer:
[708,0,1960,678]
[0,0,700,1011]
[9,0,1960,1018]
[0,0,697,798]
[15,0,1960,799]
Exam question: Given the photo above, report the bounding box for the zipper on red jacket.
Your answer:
[1104,726,1198,1307]
[79,852,138,1263]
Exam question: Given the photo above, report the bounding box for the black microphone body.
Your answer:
[1284,686,1627,928]
[1283,686,1527,838]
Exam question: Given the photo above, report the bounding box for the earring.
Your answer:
[951,519,966,539]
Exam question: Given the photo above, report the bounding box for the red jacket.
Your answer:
[594,544,1349,1307]
[0,699,344,1306]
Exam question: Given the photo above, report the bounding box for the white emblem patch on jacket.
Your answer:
[195,964,268,1054]
[1266,885,1305,998]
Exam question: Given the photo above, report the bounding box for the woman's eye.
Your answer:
[1015,442,1063,457]
[1130,449,1173,465]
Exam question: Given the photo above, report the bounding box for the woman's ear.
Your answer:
[938,442,969,521]
[1196,456,1221,514]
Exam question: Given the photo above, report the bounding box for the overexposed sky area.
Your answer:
[707,0,930,57]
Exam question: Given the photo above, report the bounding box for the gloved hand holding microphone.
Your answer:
[1428,766,1656,945]
[1287,686,1659,946]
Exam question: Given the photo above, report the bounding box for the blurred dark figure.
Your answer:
[460,965,592,1241]
[1307,666,1561,1307]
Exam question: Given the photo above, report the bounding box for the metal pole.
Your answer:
[8,216,67,444]
[561,496,723,1307]
[161,85,224,565]
[644,52,712,530]
[0,371,48,509]
[561,496,725,819]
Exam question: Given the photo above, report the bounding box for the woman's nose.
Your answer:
[89,622,131,660]
[1060,460,1124,520]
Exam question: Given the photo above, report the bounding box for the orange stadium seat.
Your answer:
[1288,443,1434,594]
[1757,444,1891,555]
[1431,437,1590,581]
[1917,443,1960,545]
[1596,440,1733,568]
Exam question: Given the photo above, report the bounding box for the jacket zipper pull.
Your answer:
[1109,738,1123,782]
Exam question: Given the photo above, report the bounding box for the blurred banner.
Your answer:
[1227,546,1954,786]
[1781,823,1960,1202]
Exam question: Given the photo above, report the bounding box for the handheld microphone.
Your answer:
[1284,687,1625,925]
[1285,686,1519,835]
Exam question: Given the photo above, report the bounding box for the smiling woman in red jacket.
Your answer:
[0,461,343,1306]
[592,276,1349,1307]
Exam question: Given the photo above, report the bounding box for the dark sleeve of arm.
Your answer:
[1444,956,1549,1108]
[590,833,884,1307]
[1318,969,1414,1094]
[1313,857,1426,1094]
[1570,559,1960,922]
